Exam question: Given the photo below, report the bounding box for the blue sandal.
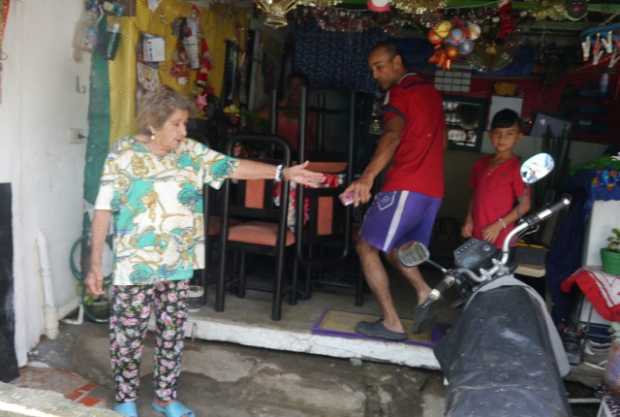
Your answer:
[152,401,195,417]
[113,401,138,417]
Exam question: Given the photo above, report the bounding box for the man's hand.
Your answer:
[341,174,374,207]
[283,161,325,188]
[85,265,105,298]
[482,222,503,244]
[461,219,473,239]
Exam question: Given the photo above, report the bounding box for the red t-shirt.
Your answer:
[470,155,528,248]
[277,112,317,153]
[381,73,445,198]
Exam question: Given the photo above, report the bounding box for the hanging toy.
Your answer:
[195,38,213,117]
[434,20,452,39]
[196,38,212,88]
[581,35,591,62]
[459,38,474,55]
[427,30,442,46]
[497,0,515,40]
[170,44,190,85]
[592,33,604,66]
[601,31,614,54]
[427,19,479,70]
[367,0,391,13]
[467,23,481,41]
[429,49,450,70]
[448,28,465,46]
[195,90,208,116]
[565,0,588,21]
[610,45,620,69]
[181,14,200,70]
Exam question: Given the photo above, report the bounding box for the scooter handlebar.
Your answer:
[521,194,572,227]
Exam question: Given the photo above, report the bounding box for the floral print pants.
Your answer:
[109,280,189,403]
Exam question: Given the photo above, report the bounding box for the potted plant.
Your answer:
[602,228,620,276]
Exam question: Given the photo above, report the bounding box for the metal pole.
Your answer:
[299,85,308,162]
[270,88,277,135]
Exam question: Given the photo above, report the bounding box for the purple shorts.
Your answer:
[360,191,441,253]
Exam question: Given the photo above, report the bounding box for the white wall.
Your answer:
[0,0,90,365]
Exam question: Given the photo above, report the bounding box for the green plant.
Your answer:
[608,228,620,253]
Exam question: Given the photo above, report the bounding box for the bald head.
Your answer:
[368,42,406,91]
[370,41,399,59]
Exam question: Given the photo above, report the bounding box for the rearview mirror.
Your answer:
[520,153,555,184]
[398,241,430,267]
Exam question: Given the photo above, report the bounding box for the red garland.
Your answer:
[497,0,514,40]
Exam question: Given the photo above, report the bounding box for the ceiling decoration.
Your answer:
[255,0,343,27]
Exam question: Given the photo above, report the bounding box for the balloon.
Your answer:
[467,23,481,40]
[427,30,442,45]
[446,45,459,59]
[459,39,474,55]
[434,20,452,39]
[449,28,464,45]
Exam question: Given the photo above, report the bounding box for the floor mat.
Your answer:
[312,309,444,347]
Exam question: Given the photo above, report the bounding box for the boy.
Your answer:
[461,109,531,247]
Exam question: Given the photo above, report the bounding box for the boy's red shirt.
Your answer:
[470,155,527,248]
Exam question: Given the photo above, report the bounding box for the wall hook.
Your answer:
[75,75,87,94]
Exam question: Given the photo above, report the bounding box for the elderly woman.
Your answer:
[85,87,324,417]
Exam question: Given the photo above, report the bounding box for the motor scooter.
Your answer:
[398,153,573,417]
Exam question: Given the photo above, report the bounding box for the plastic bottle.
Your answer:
[605,323,620,397]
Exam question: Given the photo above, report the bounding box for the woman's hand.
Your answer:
[482,221,504,244]
[85,265,105,298]
[283,161,325,188]
[341,174,374,207]
[461,219,473,239]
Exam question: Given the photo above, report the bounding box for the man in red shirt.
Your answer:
[342,42,445,341]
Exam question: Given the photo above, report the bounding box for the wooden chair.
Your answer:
[216,135,296,321]
[292,161,362,305]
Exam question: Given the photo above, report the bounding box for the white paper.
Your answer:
[143,36,166,63]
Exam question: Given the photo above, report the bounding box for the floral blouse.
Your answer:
[95,136,238,285]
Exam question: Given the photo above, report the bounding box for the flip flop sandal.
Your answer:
[113,401,138,417]
[152,401,196,417]
[355,320,407,341]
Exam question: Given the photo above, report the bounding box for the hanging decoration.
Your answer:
[564,0,588,21]
[256,0,299,28]
[290,6,415,34]
[195,37,213,116]
[256,0,343,28]
[391,0,446,15]
[427,19,480,70]
[463,0,522,72]
[170,7,201,85]
[72,1,103,62]
[497,0,515,40]
[530,0,567,21]
[580,24,620,71]
[367,0,391,13]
